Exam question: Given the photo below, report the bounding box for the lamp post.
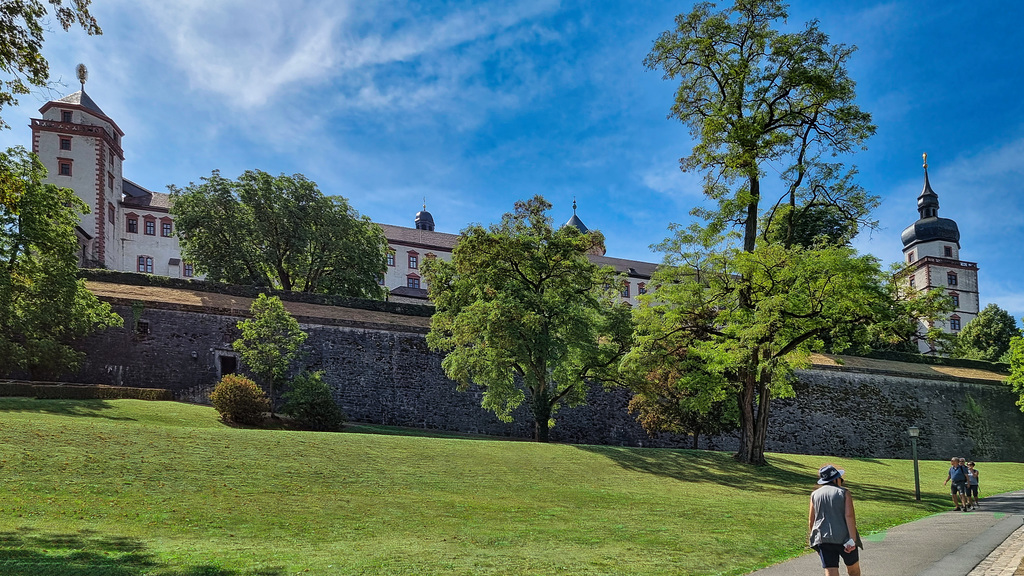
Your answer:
[908,426,921,501]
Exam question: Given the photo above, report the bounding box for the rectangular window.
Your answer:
[951,294,960,307]
[59,137,71,151]
[907,251,914,263]
[108,205,115,222]
[408,254,418,269]
[950,318,961,331]
[387,253,395,267]
[145,220,155,235]
[944,246,953,257]
[58,161,72,176]
[620,283,630,298]
[638,283,647,295]
[137,256,153,273]
[61,110,73,123]
[108,173,114,192]
[909,276,916,289]
[407,277,420,289]
[183,263,194,278]
[126,217,138,233]
[136,320,150,335]
[947,272,958,286]
[161,222,173,237]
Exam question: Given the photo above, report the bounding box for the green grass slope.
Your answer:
[0,398,1021,576]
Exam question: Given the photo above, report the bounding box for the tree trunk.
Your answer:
[751,374,772,466]
[744,175,760,253]
[735,367,757,463]
[532,387,551,442]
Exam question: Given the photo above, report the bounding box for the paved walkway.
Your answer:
[747,490,1024,576]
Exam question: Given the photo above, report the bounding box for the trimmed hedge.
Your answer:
[859,350,1010,373]
[79,268,434,317]
[0,381,173,400]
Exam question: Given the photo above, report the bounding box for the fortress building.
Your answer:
[27,77,656,304]
[899,154,980,353]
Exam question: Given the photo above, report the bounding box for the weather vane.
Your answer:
[76,63,88,92]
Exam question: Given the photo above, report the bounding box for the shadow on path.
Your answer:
[0,527,282,576]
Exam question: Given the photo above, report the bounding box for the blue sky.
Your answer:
[2,1,1023,317]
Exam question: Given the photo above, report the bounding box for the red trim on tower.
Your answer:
[94,140,106,263]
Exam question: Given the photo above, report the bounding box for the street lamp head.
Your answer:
[908,426,920,438]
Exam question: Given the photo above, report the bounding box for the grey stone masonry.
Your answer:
[65,281,1024,461]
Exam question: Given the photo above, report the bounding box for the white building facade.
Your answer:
[899,157,980,353]
[28,87,658,300]
[31,90,191,278]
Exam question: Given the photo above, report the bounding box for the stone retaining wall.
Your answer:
[67,296,1024,462]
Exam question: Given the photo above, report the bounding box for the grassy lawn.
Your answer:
[1,398,1022,576]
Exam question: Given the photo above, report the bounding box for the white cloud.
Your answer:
[125,0,561,110]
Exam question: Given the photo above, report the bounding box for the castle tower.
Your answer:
[899,154,980,353]
[563,198,606,256]
[31,67,125,269]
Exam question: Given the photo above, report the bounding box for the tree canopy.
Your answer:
[0,0,100,209]
[0,146,121,378]
[423,196,633,442]
[233,293,308,418]
[636,0,934,464]
[171,170,389,299]
[953,303,1020,363]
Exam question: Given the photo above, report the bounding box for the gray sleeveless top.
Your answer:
[809,485,849,547]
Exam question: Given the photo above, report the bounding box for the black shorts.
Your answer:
[816,543,859,569]
[969,485,979,498]
[951,481,968,495]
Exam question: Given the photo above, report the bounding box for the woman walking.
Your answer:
[809,464,862,576]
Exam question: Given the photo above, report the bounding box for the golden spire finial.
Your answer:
[922,152,928,170]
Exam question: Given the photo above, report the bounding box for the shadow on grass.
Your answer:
[576,446,949,508]
[0,527,282,576]
[0,398,136,421]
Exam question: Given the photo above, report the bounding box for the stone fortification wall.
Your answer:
[69,282,1024,462]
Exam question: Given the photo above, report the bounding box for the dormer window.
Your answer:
[61,110,73,123]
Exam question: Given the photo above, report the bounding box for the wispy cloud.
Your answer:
[130,0,561,110]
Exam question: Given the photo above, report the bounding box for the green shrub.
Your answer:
[282,371,345,431]
[0,381,173,400]
[209,374,269,426]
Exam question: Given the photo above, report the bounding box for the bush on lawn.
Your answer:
[209,374,268,426]
[282,371,345,431]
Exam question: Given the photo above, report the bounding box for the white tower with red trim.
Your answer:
[900,154,980,353]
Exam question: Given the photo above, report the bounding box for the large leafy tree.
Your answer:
[1006,331,1024,413]
[423,196,633,442]
[636,0,921,464]
[233,294,308,418]
[0,146,121,378]
[0,0,100,208]
[953,303,1020,363]
[171,170,388,299]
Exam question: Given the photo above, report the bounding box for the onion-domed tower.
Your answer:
[900,154,979,353]
[415,202,435,231]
